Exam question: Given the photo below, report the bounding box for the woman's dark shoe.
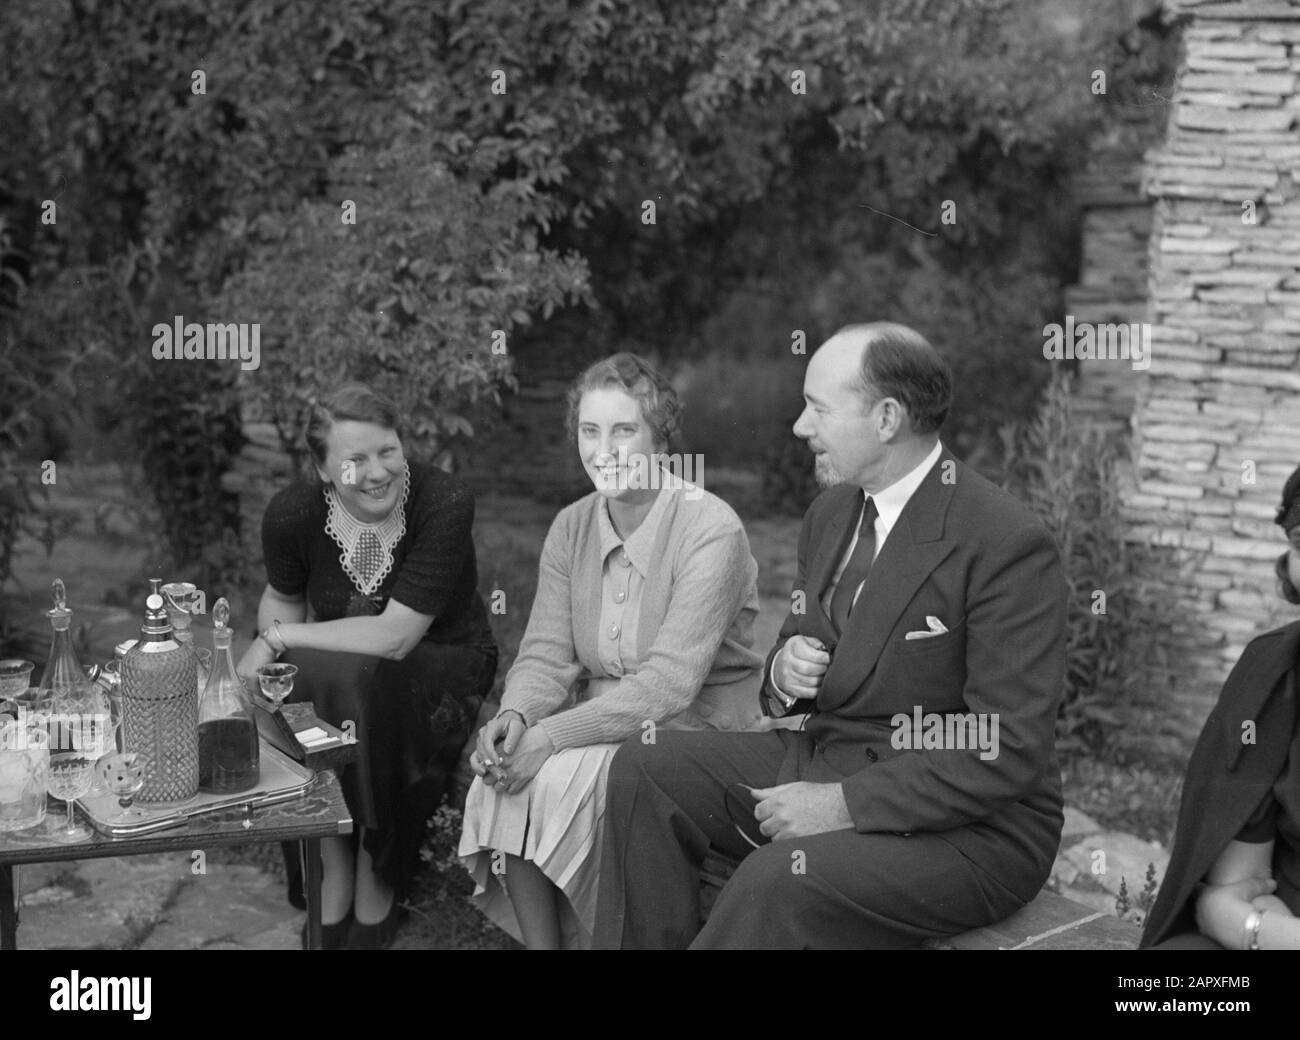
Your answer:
[301,909,354,950]
[347,899,406,950]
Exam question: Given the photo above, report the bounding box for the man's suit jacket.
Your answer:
[760,448,1068,860]
[1140,622,1299,948]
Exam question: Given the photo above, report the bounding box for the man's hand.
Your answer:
[751,781,853,841]
[1195,876,1278,948]
[773,635,831,701]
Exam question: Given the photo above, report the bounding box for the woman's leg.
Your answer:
[504,854,562,950]
[353,827,396,924]
[320,835,355,924]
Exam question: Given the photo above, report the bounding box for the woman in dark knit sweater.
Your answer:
[236,384,497,949]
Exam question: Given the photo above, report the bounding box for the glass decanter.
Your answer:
[40,580,112,763]
[196,598,260,793]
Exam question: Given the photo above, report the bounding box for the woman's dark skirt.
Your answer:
[280,640,496,905]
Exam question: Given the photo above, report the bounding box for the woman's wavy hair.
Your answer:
[304,384,405,478]
[565,353,682,449]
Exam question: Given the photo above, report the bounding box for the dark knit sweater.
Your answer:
[261,461,495,655]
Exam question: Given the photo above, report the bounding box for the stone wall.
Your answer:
[1124,0,1300,718]
[1068,118,1159,431]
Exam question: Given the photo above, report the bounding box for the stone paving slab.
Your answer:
[140,864,299,950]
[11,854,299,951]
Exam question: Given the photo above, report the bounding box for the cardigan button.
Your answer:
[615,591,626,603]
[608,623,620,639]
[865,747,878,762]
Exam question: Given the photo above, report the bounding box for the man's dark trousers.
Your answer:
[592,727,1059,949]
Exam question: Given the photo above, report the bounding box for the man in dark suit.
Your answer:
[591,322,1069,949]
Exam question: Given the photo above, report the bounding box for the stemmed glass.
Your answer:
[97,752,147,823]
[255,663,298,709]
[46,751,95,843]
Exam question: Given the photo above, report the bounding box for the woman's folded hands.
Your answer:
[472,710,557,793]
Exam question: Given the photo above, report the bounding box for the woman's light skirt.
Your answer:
[458,742,618,949]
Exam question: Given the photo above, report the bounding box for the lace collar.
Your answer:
[322,462,412,597]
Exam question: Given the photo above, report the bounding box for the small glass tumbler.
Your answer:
[0,720,49,832]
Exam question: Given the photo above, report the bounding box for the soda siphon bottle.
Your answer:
[121,579,199,803]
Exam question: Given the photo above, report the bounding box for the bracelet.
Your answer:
[496,708,527,727]
[272,619,287,651]
[1242,909,1265,951]
[258,630,284,660]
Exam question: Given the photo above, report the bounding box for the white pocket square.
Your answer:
[904,616,949,640]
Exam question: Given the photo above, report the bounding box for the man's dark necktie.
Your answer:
[830,496,878,635]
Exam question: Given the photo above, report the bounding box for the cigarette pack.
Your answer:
[254,700,357,772]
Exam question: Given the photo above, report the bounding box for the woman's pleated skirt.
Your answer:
[458,743,618,950]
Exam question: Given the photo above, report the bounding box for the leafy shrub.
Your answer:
[0,248,83,648]
[997,371,1174,755]
[216,140,589,467]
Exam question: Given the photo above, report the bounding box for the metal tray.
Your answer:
[78,742,315,838]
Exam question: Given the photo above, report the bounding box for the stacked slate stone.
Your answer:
[1067,113,1161,432]
[1128,0,1300,719]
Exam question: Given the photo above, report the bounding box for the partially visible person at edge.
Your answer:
[1142,463,1300,950]
[457,352,763,949]
[236,383,497,949]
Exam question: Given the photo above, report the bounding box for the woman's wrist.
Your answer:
[259,620,288,657]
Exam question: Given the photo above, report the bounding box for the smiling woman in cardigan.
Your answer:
[458,353,763,949]
[1142,463,1300,950]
